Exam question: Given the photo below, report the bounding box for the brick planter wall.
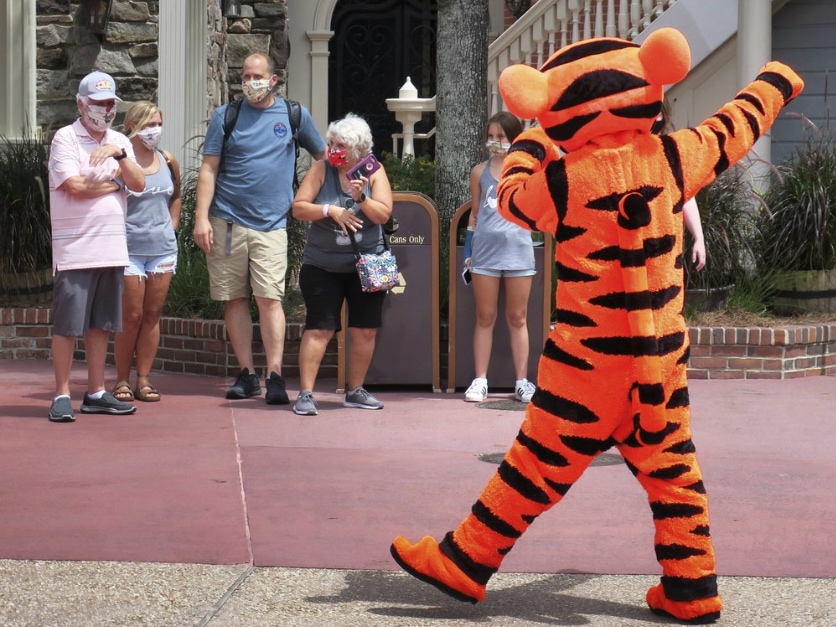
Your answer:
[2,307,834,381]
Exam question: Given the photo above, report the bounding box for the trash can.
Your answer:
[338,192,441,392]
[446,201,553,393]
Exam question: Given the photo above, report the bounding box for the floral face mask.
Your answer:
[242,79,272,103]
[85,103,116,131]
[137,126,162,149]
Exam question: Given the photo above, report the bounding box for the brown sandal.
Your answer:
[111,380,134,402]
[134,379,161,402]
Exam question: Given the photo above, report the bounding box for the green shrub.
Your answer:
[0,130,51,274]
[756,131,836,273]
[381,153,435,198]
[688,166,757,291]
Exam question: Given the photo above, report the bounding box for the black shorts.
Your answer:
[299,263,386,331]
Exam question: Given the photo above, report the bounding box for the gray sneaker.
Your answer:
[343,386,384,410]
[80,392,137,415]
[293,390,318,416]
[48,396,76,422]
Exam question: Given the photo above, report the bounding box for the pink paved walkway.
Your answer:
[1,359,834,578]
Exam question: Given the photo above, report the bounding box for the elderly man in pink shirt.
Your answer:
[47,71,145,422]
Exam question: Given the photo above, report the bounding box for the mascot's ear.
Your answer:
[640,27,691,86]
[498,64,549,120]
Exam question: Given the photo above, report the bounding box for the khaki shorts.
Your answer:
[206,216,287,301]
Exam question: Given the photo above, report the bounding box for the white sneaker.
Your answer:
[514,379,536,403]
[464,378,488,402]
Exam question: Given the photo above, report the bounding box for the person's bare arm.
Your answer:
[193,155,220,253]
[58,177,123,197]
[348,167,393,225]
[683,197,706,271]
[88,143,145,191]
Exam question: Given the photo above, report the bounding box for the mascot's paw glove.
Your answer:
[646,583,722,624]
[390,535,486,604]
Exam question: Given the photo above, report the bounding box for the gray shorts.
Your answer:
[52,267,124,336]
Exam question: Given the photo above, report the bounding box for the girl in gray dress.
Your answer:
[463,112,535,404]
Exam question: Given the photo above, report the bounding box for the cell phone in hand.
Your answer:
[346,154,381,180]
[461,268,472,285]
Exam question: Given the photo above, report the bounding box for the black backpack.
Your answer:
[219,97,303,190]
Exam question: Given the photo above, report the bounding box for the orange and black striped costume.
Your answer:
[391,28,803,624]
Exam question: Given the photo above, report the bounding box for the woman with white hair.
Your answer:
[291,113,393,416]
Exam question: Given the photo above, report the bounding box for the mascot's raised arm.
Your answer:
[391,28,803,625]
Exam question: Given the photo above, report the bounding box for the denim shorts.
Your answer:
[125,252,178,278]
[471,267,536,278]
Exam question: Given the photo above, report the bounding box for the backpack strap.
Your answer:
[284,98,302,191]
[219,99,243,174]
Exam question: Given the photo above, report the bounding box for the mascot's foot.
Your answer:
[646,584,722,624]
[390,535,486,604]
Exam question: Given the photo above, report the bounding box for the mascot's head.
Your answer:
[498,28,691,152]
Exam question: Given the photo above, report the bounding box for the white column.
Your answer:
[0,0,36,136]
[307,30,334,134]
[737,0,773,185]
[159,0,207,176]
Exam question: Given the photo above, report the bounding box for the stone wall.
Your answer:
[34,0,289,135]
[3,307,835,383]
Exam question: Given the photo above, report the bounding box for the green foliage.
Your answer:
[756,131,836,273]
[0,131,51,273]
[688,165,757,291]
[381,153,436,198]
[164,167,224,319]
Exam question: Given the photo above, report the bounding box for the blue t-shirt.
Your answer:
[204,98,325,231]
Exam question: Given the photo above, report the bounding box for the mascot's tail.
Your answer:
[616,193,668,444]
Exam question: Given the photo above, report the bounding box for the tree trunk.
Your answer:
[435,0,489,237]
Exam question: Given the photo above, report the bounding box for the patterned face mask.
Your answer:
[85,103,116,131]
[485,140,511,157]
[328,148,349,167]
[137,126,162,149]
[242,79,272,103]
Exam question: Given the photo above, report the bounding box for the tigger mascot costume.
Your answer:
[391,27,803,624]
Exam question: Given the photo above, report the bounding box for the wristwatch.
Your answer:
[114,148,127,161]
[357,192,367,203]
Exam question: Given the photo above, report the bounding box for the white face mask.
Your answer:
[137,126,163,149]
[85,103,116,131]
[242,79,272,103]
[486,140,511,157]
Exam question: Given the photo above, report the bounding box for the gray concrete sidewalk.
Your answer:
[1,561,833,626]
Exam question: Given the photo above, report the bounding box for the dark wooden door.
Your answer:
[329,0,437,159]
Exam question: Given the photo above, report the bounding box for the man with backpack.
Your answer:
[193,52,326,404]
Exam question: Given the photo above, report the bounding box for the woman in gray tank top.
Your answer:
[111,102,181,404]
[290,114,394,416]
[462,112,536,406]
